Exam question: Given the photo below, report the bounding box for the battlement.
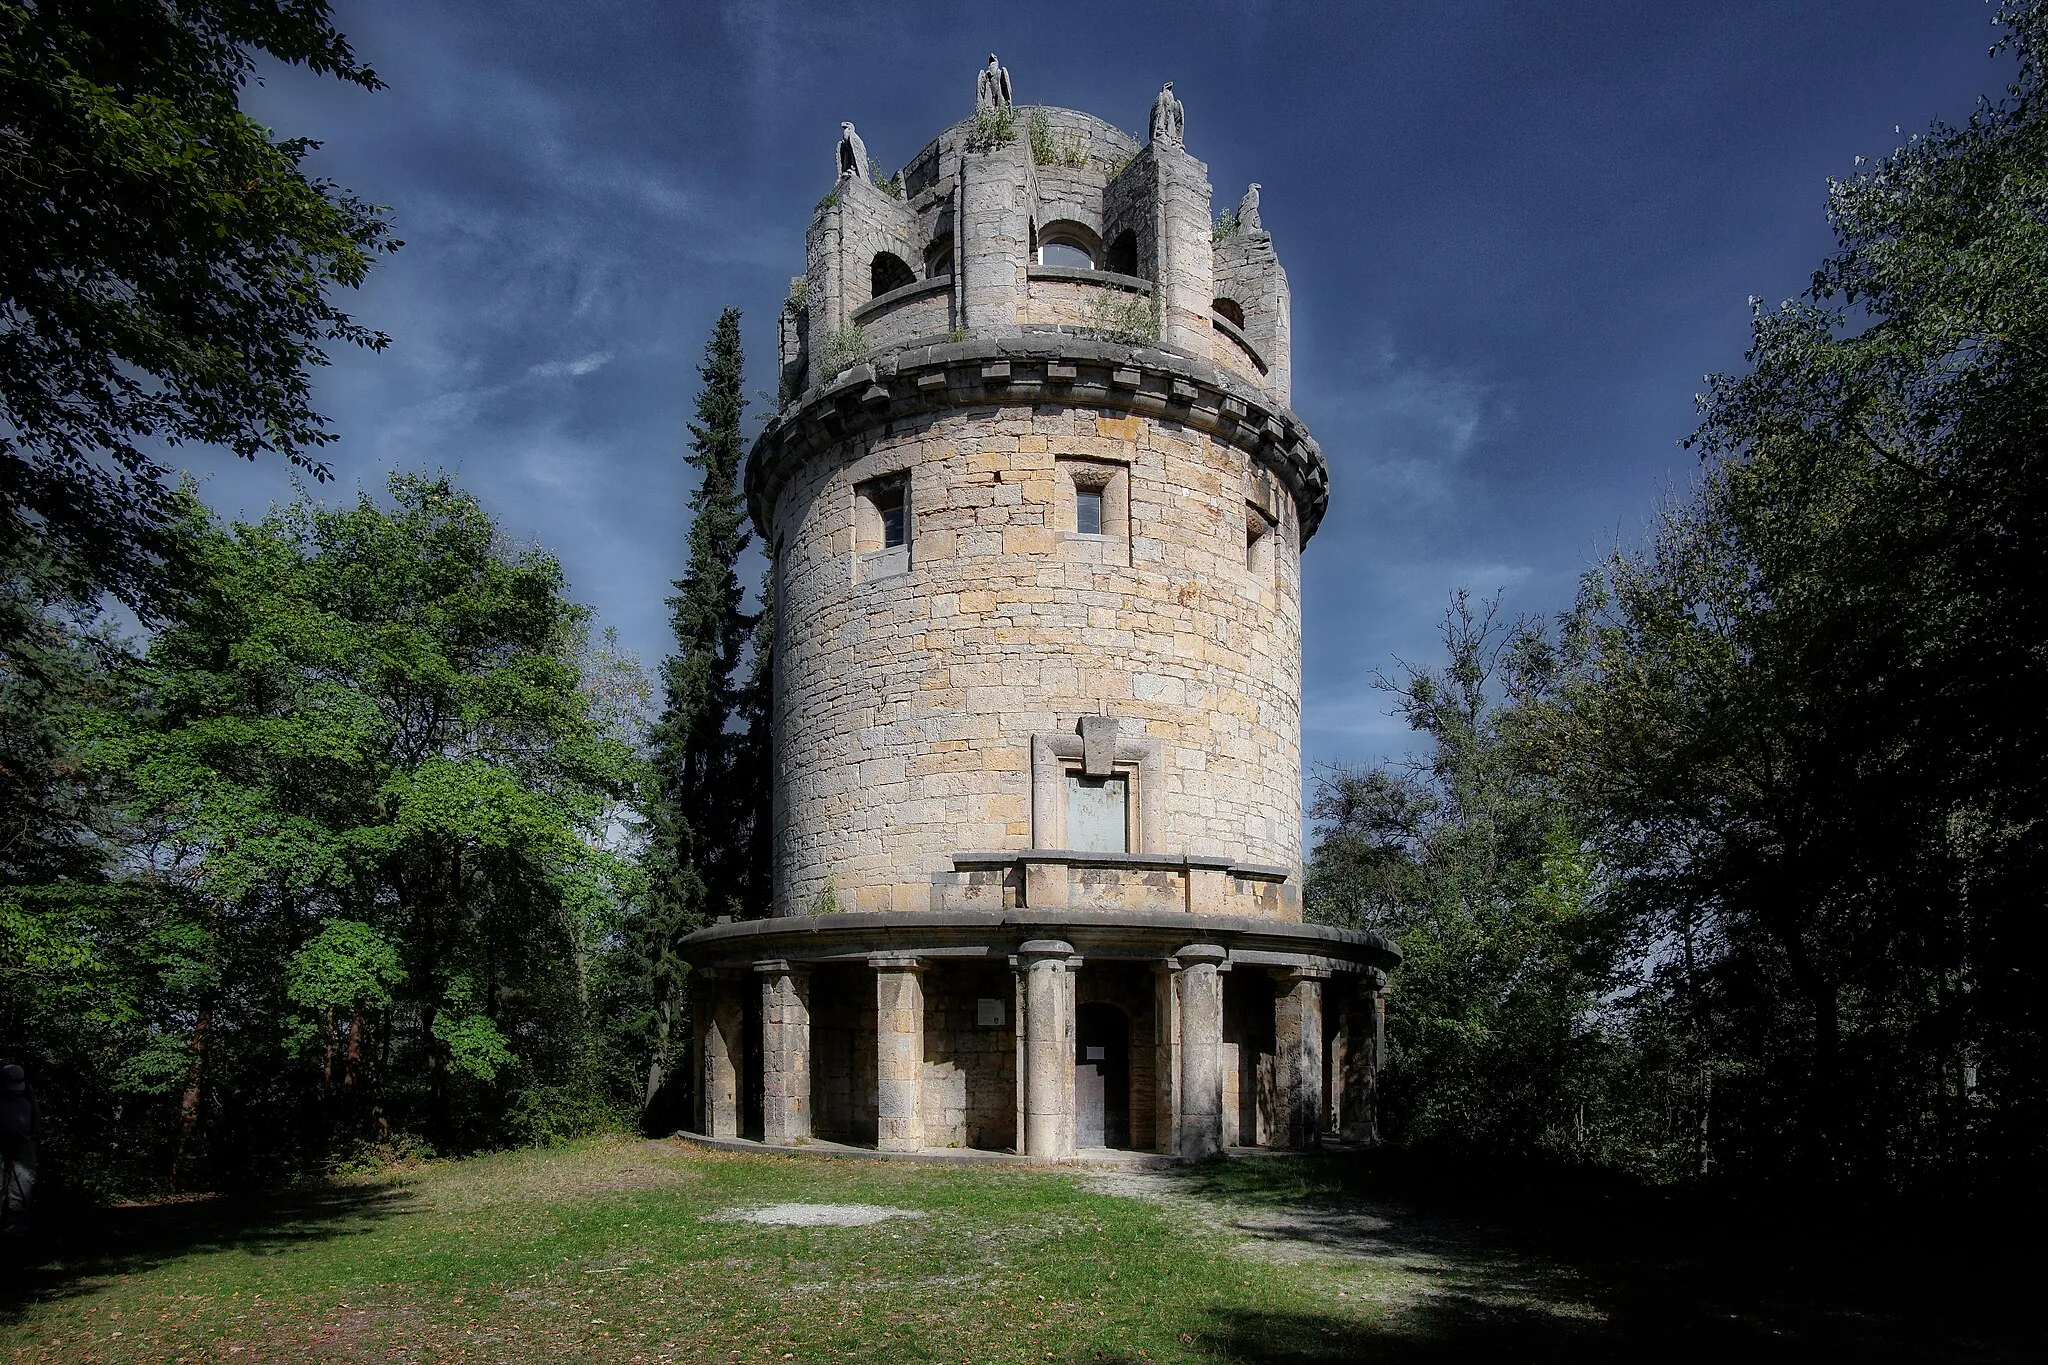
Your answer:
[780,78,1292,410]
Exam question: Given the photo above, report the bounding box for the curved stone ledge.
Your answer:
[677,906,1399,977]
[749,335,1331,543]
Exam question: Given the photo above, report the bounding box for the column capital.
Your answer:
[1269,963,1331,983]
[868,952,924,971]
[1015,938,1077,964]
[1174,942,1228,967]
[753,958,803,976]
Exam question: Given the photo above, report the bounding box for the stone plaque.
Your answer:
[1065,774,1128,853]
[976,997,1005,1027]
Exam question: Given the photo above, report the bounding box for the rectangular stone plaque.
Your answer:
[976,997,1005,1027]
[1066,773,1128,853]
[1086,1046,1106,1061]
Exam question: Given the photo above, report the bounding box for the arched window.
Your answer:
[1036,220,1100,270]
[1212,297,1246,329]
[870,252,916,298]
[1105,230,1138,277]
[924,234,953,279]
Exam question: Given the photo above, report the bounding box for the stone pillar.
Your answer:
[757,962,811,1145]
[1152,959,1181,1155]
[873,955,925,1152]
[1335,973,1385,1144]
[1175,943,1228,1158]
[1018,939,1077,1160]
[1149,144,1215,356]
[699,972,742,1140]
[1272,967,1325,1151]
[958,136,1034,335]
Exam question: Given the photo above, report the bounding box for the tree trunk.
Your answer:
[344,1009,363,1089]
[169,1005,213,1190]
[322,1005,336,1085]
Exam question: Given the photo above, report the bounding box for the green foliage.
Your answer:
[818,323,872,376]
[1212,209,1241,242]
[869,165,903,198]
[784,275,808,314]
[287,920,403,1014]
[965,104,1017,152]
[0,0,396,635]
[1079,290,1160,345]
[633,308,762,1136]
[1027,107,1089,167]
[1308,595,1651,1168]
[3,474,647,1195]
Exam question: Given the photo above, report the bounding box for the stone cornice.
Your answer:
[747,335,1331,543]
[678,907,1400,974]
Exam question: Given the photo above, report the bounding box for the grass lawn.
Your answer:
[1,1136,2038,1363]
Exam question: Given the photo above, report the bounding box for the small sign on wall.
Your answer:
[1085,1046,1106,1061]
[976,997,1005,1027]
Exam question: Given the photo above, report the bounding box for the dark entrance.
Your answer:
[740,986,765,1142]
[1074,1002,1131,1148]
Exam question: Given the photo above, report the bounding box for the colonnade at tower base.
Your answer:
[686,902,1395,1160]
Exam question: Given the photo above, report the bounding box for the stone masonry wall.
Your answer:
[920,963,1017,1150]
[767,400,1304,917]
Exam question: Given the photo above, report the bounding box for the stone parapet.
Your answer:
[932,850,1299,921]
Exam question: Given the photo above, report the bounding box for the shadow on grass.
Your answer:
[1118,1154,2046,1364]
[0,1182,414,1322]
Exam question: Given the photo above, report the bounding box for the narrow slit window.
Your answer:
[1075,488,1104,536]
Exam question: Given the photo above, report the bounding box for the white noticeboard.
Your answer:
[976,997,1005,1026]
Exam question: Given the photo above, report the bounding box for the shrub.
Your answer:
[818,325,871,377]
[965,105,1017,152]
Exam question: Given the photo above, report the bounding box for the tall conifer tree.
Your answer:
[638,309,750,1131]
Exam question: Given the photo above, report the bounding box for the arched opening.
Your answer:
[1105,229,1138,277]
[1036,219,1101,269]
[924,233,953,279]
[1075,1001,1131,1148]
[870,251,916,298]
[1212,297,1246,330]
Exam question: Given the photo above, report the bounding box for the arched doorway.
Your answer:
[1075,1001,1130,1148]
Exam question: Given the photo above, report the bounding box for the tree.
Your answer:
[1533,0,2048,1192]
[1307,595,1644,1165]
[636,308,753,1133]
[3,475,645,1192]
[1,0,395,630]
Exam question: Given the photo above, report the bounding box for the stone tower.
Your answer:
[681,66,1397,1160]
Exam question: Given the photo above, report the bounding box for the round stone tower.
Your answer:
[681,64,1397,1161]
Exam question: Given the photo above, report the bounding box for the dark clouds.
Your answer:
[208,0,2005,768]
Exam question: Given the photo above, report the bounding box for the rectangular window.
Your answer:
[1075,488,1104,537]
[1246,505,1276,584]
[855,473,912,581]
[1057,457,1129,565]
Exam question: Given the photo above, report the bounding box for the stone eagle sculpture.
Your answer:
[1238,183,1262,233]
[976,53,1012,111]
[836,121,870,183]
[1150,81,1184,147]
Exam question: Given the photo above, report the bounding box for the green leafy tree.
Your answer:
[1533,1,2048,1192]
[1307,595,1644,1165]
[8,475,643,1190]
[0,0,396,626]
[636,308,753,1132]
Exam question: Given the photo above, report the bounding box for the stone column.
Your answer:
[1175,944,1228,1159]
[1271,967,1326,1151]
[1149,143,1215,356]
[1018,939,1077,1160]
[873,955,925,1152]
[957,139,1031,334]
[699,972,742,1140]
[757,961,811,1146]
[1152,959,1181,1155]
[1335,972,1385,1144]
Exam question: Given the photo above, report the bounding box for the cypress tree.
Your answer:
[638,308,750,1133]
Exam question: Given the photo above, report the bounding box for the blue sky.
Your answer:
[209,0,2010,772]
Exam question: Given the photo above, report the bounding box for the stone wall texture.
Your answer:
[766,399,1305,917]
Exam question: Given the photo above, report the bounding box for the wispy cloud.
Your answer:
[529,351,615,380]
